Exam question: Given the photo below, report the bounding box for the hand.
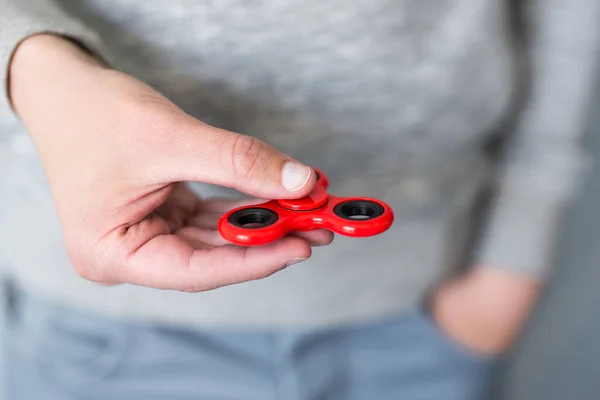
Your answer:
[9,34,333,292]
[431,267,542,355]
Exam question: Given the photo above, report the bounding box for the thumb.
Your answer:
[164,122,316,199]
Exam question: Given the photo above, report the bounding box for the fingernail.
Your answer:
[282,161,312,192]
[285,257,308,267]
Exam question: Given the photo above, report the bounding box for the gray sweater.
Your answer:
[0,0,598,328]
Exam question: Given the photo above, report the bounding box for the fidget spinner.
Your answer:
[218,168,394,246]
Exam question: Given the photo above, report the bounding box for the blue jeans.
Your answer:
[2,283,498,400]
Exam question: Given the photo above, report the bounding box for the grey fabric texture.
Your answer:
[0,0,598,328]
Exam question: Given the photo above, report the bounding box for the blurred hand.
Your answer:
[431,267,542,355]
[9,34,333,292]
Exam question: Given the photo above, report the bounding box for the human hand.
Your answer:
[8,34,333,291]
[430,267,542,355]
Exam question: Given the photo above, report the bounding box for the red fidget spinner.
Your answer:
[218,168,394,246]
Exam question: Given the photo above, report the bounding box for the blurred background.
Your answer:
[0,11,599,398]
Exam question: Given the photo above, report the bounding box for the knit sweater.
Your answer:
[0,0,597,328]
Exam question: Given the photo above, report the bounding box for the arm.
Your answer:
[476,0,600,278]
[433,0,600,354]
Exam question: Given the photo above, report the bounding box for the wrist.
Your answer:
[8,34,105,112]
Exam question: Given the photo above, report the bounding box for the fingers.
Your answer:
[187,213,222,230]
[187,198,265,229]
[177,226,228,247]
[81,194,331,292]
[290,229,335,246]
[192,237,311,291]
[164,123,316,200]
[114,234,311,291]
[178,225,333,248]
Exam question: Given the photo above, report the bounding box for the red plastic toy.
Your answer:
[218,168,394,246]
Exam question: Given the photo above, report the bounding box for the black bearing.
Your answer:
[227,208,279,228]
[333,200,384,221]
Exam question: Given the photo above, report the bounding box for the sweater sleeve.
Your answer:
[474,0,600,278]
[0,0,110,113]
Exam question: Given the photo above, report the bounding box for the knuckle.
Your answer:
[228,134,267,179]
[65,240,108,283]
[71,258,105,283]
[129,104,184,144]
[180,282,199,293]
[247,266,280,282]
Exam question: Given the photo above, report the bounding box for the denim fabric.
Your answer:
[2,284,497,400]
